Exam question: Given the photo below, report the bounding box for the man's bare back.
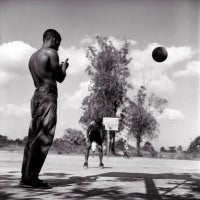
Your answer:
[29,47,67,92]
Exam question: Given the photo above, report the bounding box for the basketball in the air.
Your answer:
[152,46,168,62]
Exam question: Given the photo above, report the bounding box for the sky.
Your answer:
[0,0,200,150]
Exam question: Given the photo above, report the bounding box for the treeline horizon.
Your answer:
[0,129,199,157]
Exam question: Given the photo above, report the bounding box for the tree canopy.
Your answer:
[80,36,132,128]
[187,136,200,153]
[122,85,167,155]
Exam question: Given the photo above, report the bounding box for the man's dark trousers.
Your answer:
[21,87,57,180]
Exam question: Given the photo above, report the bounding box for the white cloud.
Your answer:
[80,36,93,45]
[0,103,30,117]
[63,81,91,110]
[0,70,15,85]
[129,43,193,73]
[0,41,36,85]
[0,41,36,74]
[166,46,193,66]
[157,108,184,120]
[80,35,137,52]
[132,72,176,97]
[58,46,89,75]
[108,36,137,49]
[148,75,176,95]
[173,60,200,78]
[129,43,193,95]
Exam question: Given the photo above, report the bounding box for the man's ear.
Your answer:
[51,37,56,43]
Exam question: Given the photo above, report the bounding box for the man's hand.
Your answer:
[61,58,69,72]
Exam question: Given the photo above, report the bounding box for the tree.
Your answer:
[14,138,23,146]
[168,146,177,153]
[0,135,8,143]
[52,128,86,154]
[177,145,183,153]
[22,136,28,146]
[115,138,127,152]
[143,141,156,157]
[187,136,200,153]
[52,138,65,153]
[143,141,153,151]
[122,85,167,156]
[160,146,167,152]
[0,134,9,147]
[80,36,132,128]
[63,128,85,146]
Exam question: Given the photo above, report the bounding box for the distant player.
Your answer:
[84,117,106,168]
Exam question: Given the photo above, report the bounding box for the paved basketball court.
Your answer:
[0,151,200,199]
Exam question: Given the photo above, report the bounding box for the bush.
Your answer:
[51,128,86,154]
[187,136,200,153]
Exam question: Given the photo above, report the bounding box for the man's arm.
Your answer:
[48,49,68,83]
[86,122,95,142]
[101,126,106,142]
[86,126,92,142]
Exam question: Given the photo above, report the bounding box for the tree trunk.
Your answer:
[109,101,117,155]
[109,131,116,155]
[136,137,142,156]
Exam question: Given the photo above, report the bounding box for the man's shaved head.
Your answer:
[43,29,61,42]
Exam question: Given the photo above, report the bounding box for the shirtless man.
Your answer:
[20,29,69,189]
[84,117,106,169]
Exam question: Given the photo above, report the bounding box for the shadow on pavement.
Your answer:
[0,172,199,199]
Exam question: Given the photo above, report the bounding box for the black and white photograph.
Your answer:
[0,0,200,199]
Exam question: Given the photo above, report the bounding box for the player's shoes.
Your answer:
[83,162,88,168]
[20,178,52,189]
[99,163,104,169]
